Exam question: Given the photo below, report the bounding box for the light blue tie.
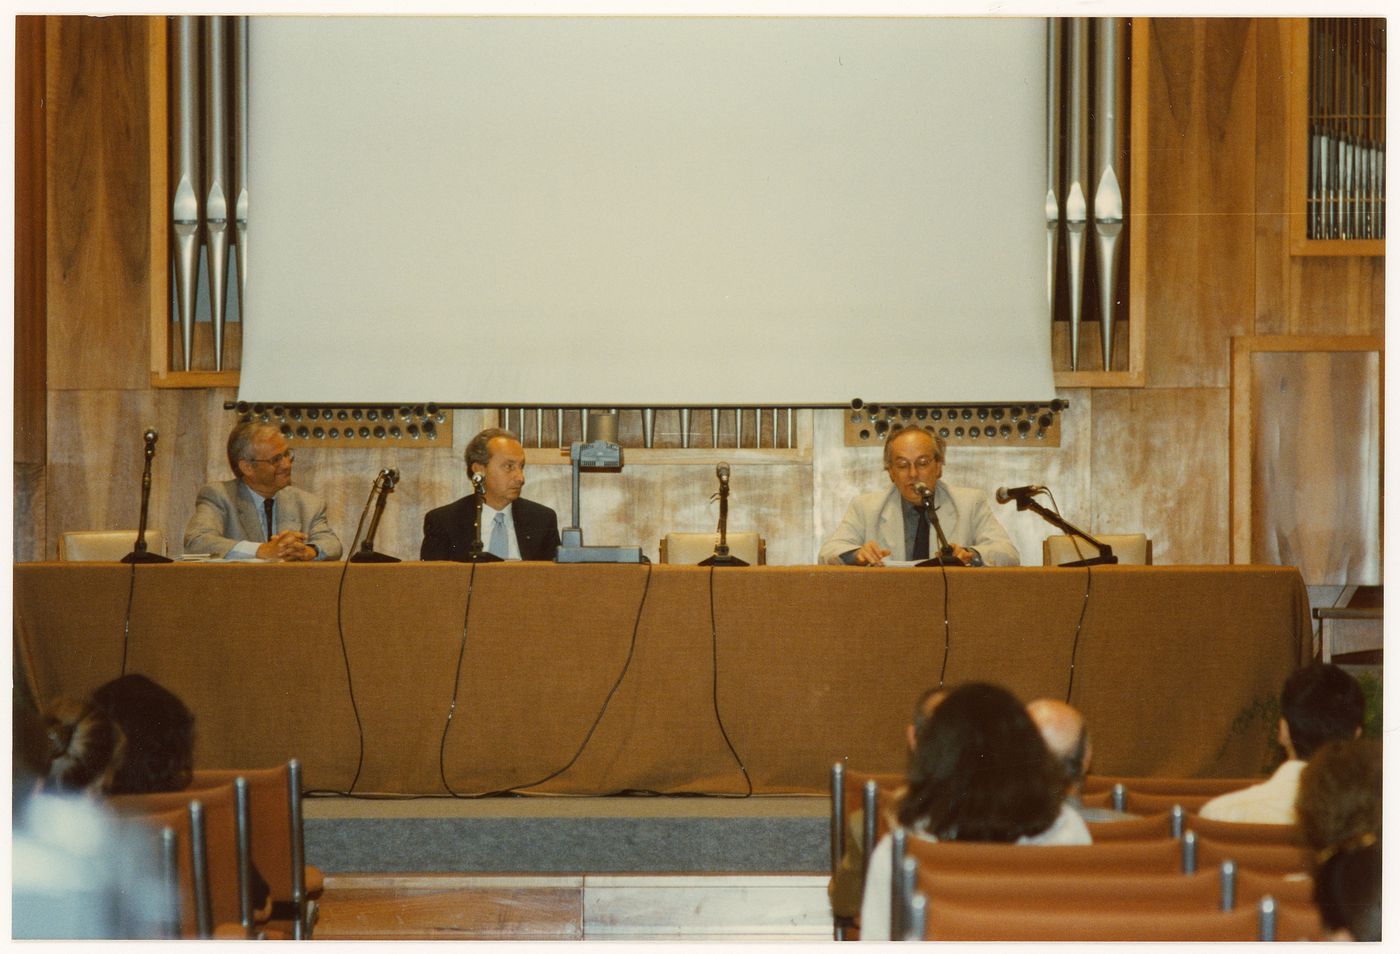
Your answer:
[488,511,508,558]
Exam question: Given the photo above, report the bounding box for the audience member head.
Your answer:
[464,427,526,510]
[1026,698,1091,797]
[43,697,123,795]
[1312,837,1381,941]
[905,687,946,753]
[1296,737,1382,855]
[1278,663,1365,760]
[898,682,1064,842]
[226,420,295,497]
[88,674,195,794]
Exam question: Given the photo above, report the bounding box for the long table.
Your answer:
[14,563,1310,795]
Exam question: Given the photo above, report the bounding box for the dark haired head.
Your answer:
[898,682,1064,842]
[1281,663,1365,759]
[1313,838,1381,941]
[89,674,194,794]
[464,427,519,473]
[1297,738,1382,855]
[43,697,124,794]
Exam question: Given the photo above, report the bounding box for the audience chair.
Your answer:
[1121,789,1218,815]
[58,529,166,561]
[108,781,256,938]
[1189,831,1310,877]
[1043,532,1151,566]
[828,767,901,939]
[190,760,321,939]
[914,866,1232,914]
[1183,813,1302,847]
[119,806,205,938]
[1085,811,1180,843]
[903,835,1185,878]
[659,532,765,565]
[915,894,1286,941]
[1082,774,1261,798]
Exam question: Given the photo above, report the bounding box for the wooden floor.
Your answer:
[314,872,833,941]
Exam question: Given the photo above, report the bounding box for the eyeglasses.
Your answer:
[246,450,295,466]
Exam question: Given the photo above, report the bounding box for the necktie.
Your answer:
[912,509,930,561]
[489,512,509,559]
[264,498,276,541]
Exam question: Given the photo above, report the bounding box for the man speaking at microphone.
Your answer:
[184,421,343,561]
[819,424,1018,567]
[420,427,560,561]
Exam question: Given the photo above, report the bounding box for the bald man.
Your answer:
[1027,698,1133,823]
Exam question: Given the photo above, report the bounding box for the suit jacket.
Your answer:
[420,495,560,562]
[183,479,343,560]
[818,482,1020,566]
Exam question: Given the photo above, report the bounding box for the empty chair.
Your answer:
[915,867,1231,914]
[190,761,320,938]
[1043,533,1151,566]
[108,781,255,938]
[904,835,1186,877]
[659,532,765,565]
[1122,789,1218,815]
[1192,832,1310,876]
[917,894,1285,941]
[59,530,166,561]
[1085,811,1179,843]
[1184,813,1302,847]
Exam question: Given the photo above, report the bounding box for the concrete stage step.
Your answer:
[304,794,830,874]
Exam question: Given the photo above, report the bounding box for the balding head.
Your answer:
[1027,698,1091,794]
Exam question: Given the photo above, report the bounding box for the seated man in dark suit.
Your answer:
[183,421,342,561]
[421,427,560,561]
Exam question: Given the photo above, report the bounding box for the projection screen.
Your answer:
[240,16,1055,406]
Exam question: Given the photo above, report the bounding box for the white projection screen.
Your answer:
[240,16,1055,407]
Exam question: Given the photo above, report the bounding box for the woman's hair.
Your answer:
[89,674,195,795]
[897,682,1065,843]
[44,697,125,794]
[1313,838,1381,941]
[1297,737,1381,854]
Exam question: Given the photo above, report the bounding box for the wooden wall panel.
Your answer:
[1143,19,1256,390]
[1089,388,1231,565]
[45,15,153,392]
[16,17,48,464]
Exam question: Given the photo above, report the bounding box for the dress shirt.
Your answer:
[480,501,521,560]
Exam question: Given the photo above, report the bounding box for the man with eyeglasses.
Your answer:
[818,424,1018,566]
[183,421,343,561]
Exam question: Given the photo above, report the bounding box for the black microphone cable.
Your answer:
[706,564,752,797]
[439,560,480,797]
[119,560,138,676]
[441,562,654,798]
[1042,488,1096,704]
[305,475,377,797]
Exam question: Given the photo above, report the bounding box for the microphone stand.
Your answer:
[350,470,401,563]
[463,479,503,563]
[1010,494,1117,566]
[914,496,963,568]
[123,431,172,564]
[700,471,748,566]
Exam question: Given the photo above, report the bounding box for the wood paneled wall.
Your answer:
[14,17,1382,577]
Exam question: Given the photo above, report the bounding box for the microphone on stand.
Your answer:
[995,484,1047,505]
[350,468,402,563]
[464,469,503,563]
[700,461,748,566]
[912,480,957,565]
[123,427,172,563]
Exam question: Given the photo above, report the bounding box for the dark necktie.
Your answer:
[264,497,275,541]
[912,508,930,561]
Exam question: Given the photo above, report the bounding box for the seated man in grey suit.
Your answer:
[819,424,1018,566]
[183,421,342,561]
[421,427,560,561]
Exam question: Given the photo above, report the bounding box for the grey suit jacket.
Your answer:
[818,482,1019,566]
[183,479,343,560]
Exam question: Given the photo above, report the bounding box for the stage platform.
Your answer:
[304,794,830,874]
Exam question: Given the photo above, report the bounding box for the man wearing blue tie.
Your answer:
[420,427,561,562]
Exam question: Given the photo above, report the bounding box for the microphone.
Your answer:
[123,426,171,563]
[380,467,400,490]
[995,484,1047,505]
[912,480,934,503]
[471,470,484,492]
[143,427,158,444]
[351,468,402,563]
[716,462,730,488]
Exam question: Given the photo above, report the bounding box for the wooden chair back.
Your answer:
[119,805,203,938]
[904,834,1185,877]
[920,895,1274,941]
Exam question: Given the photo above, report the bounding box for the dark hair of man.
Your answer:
[226,420,278,479]
[898,682,1064,842]
[89,674,195,795]
[464,427,520,472]
[882,424,946,468]
[1313,839,1381,941]
[1281,662,1365,760]
[1296,738,1382,855]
